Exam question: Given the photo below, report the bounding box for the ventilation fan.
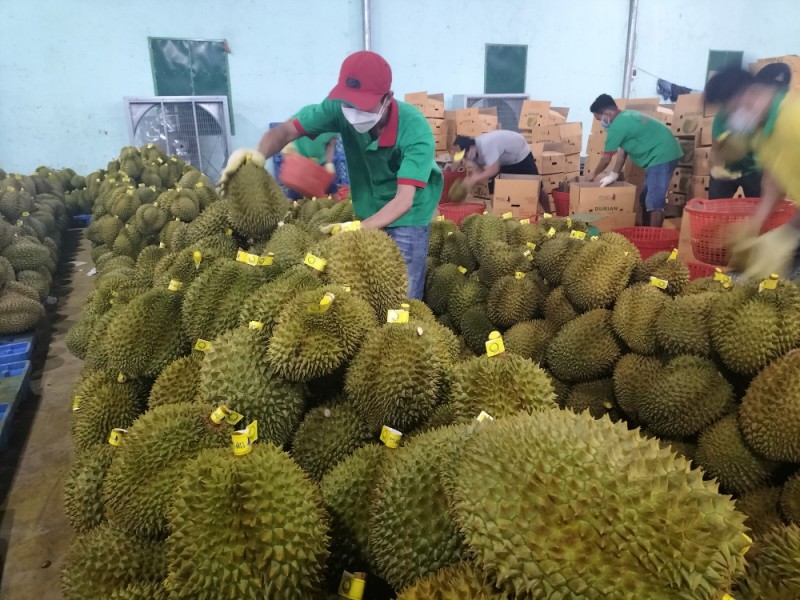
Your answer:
[452,93,529,132]
[123,96,232,181]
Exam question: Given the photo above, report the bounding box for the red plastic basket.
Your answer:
[279,154,335,198]
[688,262,716,280]
[437,202,484,225]
[440,170,467,204]
[551,190,570,217]
[335,185,350,201]
[684,197,797,266]
[613,226,680,260]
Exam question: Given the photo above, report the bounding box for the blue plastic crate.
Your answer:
[0,361,32,406]
[0,332,36,347]
[0,403,12,452]
[70,214,91,227]
[0,341,32,365]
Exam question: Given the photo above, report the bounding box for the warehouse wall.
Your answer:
[1,0,798,175]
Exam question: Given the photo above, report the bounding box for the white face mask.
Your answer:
[342,98,387,133]
[727,107,760,134]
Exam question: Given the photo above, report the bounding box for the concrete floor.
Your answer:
[0,229,89,599]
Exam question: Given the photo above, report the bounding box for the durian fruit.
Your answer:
[611,283,668,354]
[71,373,148,452]
[656,291,716,356]
[102,402,230,539]
[170,188,199,221]
[503,319,557,364]
[545,308,622,383]
[632,251,690,295]
[694,415,779,495]
[147,354,202,409]
[638,356,734,439]
[439,229,476,272]
[320,444,387,582]
[428,219,458,259]
[199,325,306,446]
[263,222,312,272]
[370,425,470,590]
[613,353,663,423]
[450,410,750,599]
[268,285,377,382]
[486,271,542,328]
[322,229,408,320]
[2,239,50,271]
[63,445,116,533]
[16,268,50,301]
[291,400,372,481]
[458,305,496,356]
[476,241,529,287]
[109,581,169,600]
[395,562,504,600]
[465,214,507,262]
[426,263,467,316]
[186,199,230,242]
[65,312,98,359]
[507,221,547,249]
[219,151,289,239]
[238,265,322,335]
[102,287,187,379]
[562,239,637,310]
[562,378,622,421]
[736,487,784,538]
[133,203,168,235]
[60,524,166,600]
[0,284,45,334]
[166,445,330,599]
[740,350,800,462]
[346,321,454,433]
[448,354,556,421]
[781,472,800,525]
[533,233,583,286]
[447,278,488,333]
[736,524,800,600]
[542,285,579,328]
[711,279,800,376]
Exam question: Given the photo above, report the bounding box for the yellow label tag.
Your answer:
[436,215,445,221]
[543,212,553,219]
[386,308,410,324]
[192,250,202,269]
[458,266,467,274]
[341,285,351,292]
[502,212,513,219]
[668,248,678,261]
[514,271,526,279]
[225,228,233,236]
[590,235,599,241]
[236,250,260,266]
[307,292,335,314]
[476,410,494,422]
[72,396,80,412]
[526,242,536,250]
[170,157,177,162]
[547,227,556,237]
[721,595,735,600]
[16,220,22,227]
[248,320,264,331]
[380,425,403,449]
[232,430,252,456]
[446,231,454,236]
[713,269,732,284]
[194,339,213,352]
[758,275,779,293]
[649,276,668,290]
[338,571,366,600]
[210,405,230,425]
[523,249,533,261]
[304,253,327,271]
[485,330,505,357]
[519,218,530,224]
[258,253,274,266]
[195,182,204,188]
[108,428,126,446]
[569,230,587,240]
[168,279,182,291]
[226,411,245,426]
[116,373,127,383]
[602,401,614,409]
[566,217,572,228]
[21,211,29,217]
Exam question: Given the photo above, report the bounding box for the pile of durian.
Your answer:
[61,144,800,599]
[0,166,81,335]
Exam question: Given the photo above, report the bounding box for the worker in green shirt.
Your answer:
[241,51,442,299]
[588,94,683,228]
[709,63,791,199]
[281,131,340,199]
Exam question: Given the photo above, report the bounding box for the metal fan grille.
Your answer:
[123,96,232,181]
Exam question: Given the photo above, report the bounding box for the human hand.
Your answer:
[599,171,619,187]
[730,223,799,280]
[319,221,362,235]
[218,149,265,187]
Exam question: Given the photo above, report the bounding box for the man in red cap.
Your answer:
[248,50,443,300]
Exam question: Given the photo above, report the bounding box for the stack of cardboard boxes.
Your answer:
[404,92,447,152]
[668,93,708,215]
[749,54,800,94]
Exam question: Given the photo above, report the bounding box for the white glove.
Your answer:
[730,223,800,280]
[320,221,361,235]
[218,149,265,188]
[599,171,619,187]
[710,165,742,180]
[323,162,336,174]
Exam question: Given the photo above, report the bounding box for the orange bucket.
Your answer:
[279,154,335,198]
[551,190,570,217]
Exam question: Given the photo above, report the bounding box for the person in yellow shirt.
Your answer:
[704,66,800,279]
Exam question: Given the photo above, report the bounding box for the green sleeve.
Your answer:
[294,99,345,137]
[711,113,726,138]
[397,123,436,187]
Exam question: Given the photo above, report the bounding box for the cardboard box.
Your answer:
[670,166,693,193]
[491,174,541,218]
[672,114,701,137]
[541,173,566,194]
[698,116,714,147]
[405,92,444,118]
[433,132,447,151]
[693,147,711,176]
[538,151,566,175]
[691,175,710,199]
[564,154,580,172]
[586,132,606,154]
[673,93,704,117]
[559,122,583,153]
[518,100,551,129]
[427,118,445,136]
[678,139,696,165]
[666,191,687,217]
[568,181,637,232]
[533,126,562,143]
[519,129,535,144]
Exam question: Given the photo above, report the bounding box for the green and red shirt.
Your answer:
[293,98,442,227]
[604,110,683,168]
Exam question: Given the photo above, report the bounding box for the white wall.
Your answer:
[1,0,798,175]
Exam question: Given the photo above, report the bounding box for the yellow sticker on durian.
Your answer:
[547,227,556,237]
[380,425,403,449]
[108,428,126,446]
[386,308,409,324]
[194,339,213,352]
[514,271,526,279]
[519,218,530,224]
[304,253,327,271]
[501,212,513,219]
[307,292,335,314]
[485,331,505,357]
[476,410,494,423]
[758,274,779,293]
[248,321,264,331]
[457,266,467,274]
[338,571,366,599]
[649,276,668,290]
[668,248,678,261]
[168,279,182,291]
[569,230,586,240]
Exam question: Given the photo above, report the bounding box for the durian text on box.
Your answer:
[568,181,637,232]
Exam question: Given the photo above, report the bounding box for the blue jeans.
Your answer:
[641,159,678,211]
[384,225,430,300]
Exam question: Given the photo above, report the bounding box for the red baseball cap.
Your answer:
[329,51,392,110]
